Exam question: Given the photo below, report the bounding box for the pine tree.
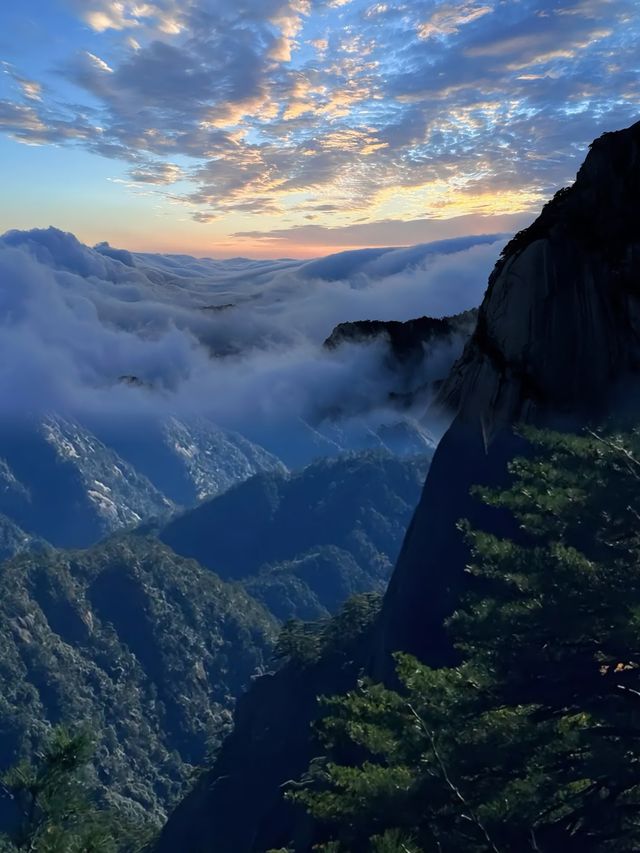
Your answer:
[0,727,152,852]
[293,427,640,851]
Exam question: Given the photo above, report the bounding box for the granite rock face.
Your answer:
[439,121,640,432]
[377,118,640,666]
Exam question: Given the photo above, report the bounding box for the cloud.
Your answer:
[0,227,501,432]
[2,64,43,101]
[86,52,115,74]
[232,211,533,250]
[417,2,493,40]
[1,0,636,237]
[128,161,185,184]
[71,1,184,34]
[0,100,98,146]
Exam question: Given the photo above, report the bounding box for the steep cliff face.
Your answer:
[377,118,640,665]
[438,122,640,430]
[156,120,640,851]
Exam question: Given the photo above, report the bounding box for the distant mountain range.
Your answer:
[0,301,471,551]
[0,414,284,548]
[158,450,428,622]
[0,449,427,823]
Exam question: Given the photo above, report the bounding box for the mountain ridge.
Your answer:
[0,537,276,824]
[157,450,428,622]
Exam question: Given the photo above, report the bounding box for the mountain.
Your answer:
[0,537,275,825]
[324,310,476,363]
[93,415,287,507]
[240,414,437,471]
[0,414,287,551]
[244,547,371,622]
[158,451,429,621]
[322,310,476,414]
[0,416,173,548]
[0,447,427,834]
[377,117,640,667]
[156,120,640,852]
[0,513,47,562]
[0,412,431,557]
[0,226,487,523]
[0,462,46,560]
[156,606,378,853]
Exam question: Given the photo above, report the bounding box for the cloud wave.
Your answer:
[0,227,500,433]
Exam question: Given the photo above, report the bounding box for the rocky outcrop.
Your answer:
[377,118,640,665]
[323,310,476,410]
[324,311,476,361]
[437,125,640,432]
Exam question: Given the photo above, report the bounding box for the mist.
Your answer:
[0,227,501,439]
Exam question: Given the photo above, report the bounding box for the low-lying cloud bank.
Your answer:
[0,227,502,432]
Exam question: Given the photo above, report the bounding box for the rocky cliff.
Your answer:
[156,119,640,851]
[323,310,476,412]
[324,311,476,363]
[438,123,640,428]
[378,118,640,666]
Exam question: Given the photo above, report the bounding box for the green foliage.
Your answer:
[370,830,420,852]
[273,593,383,668]
[292,427,640,851]
[0,537,275,823]
[321,593,384,657]
[274,619,325,666]
[0,727,151,852]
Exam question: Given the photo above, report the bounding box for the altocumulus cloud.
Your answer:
[0,227,501,428]
[0,0,638,244]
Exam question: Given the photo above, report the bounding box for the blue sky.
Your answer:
[0,0,638,257]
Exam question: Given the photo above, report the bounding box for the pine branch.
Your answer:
[406,703,502,853]
[587,430,640,479]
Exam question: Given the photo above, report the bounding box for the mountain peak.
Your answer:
[436,119,640,436]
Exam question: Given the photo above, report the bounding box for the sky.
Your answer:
[0,0,637,258]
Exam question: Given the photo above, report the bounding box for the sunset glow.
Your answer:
[1,0,637,257]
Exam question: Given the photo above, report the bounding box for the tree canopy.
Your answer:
[292,427,640,851]
[0,727,152,853]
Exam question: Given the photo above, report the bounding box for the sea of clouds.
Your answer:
[0,227,503,443]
